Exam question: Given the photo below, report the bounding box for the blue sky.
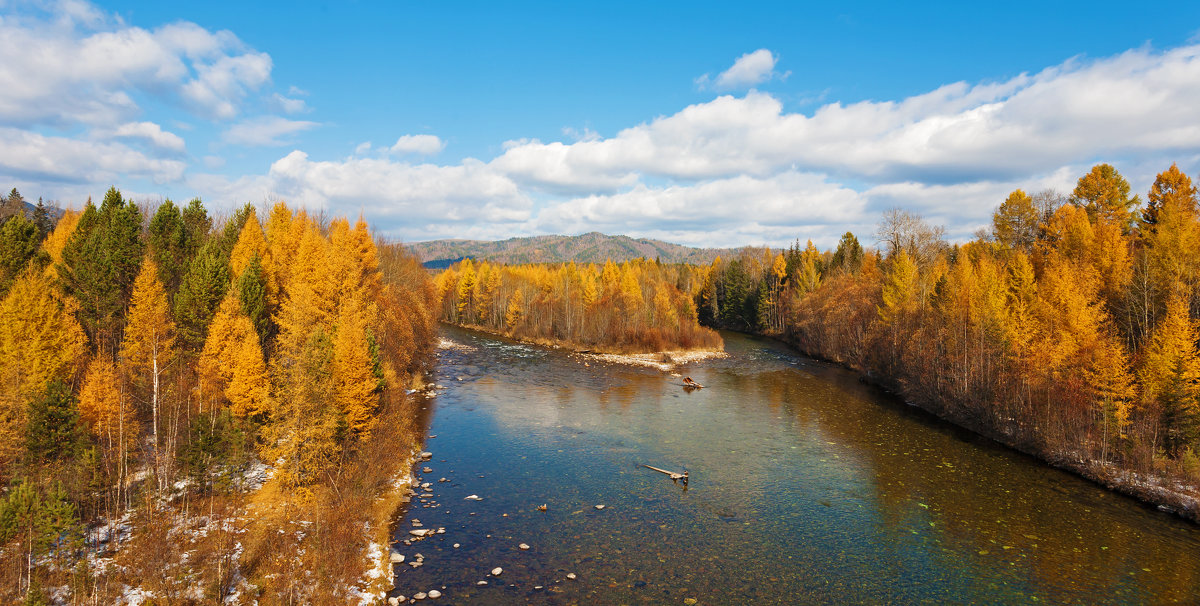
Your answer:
[4,0,1200,248]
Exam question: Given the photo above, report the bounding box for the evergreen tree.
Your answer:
[31,198,51,241]
[57,187,144,347]
[147,200,191,298]
[0,213,43,297]
[174,241,231,353]
[24,380,83,464]
[238,254,274,346]
[830,232,863,273]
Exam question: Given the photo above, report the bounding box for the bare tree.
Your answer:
[875,208,946,267]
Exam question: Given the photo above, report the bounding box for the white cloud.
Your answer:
[0,7,274,126]
[389,134,445,155]
[0,127,185,184]
[270,92,310,114]
[495,43,1200,195]
[222,116,319,146]
[187,151,533,240]
[535,171,867,248]
[697,49,784,91]
[107,121,186,153]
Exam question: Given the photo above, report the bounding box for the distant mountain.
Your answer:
[407,232,735,267]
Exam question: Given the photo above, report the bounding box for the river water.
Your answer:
[390,326,1200,604]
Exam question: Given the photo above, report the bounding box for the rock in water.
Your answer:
[566,573,577,580]
[491,567,503,576]
[519,543,530,550]
[420,452,433,460]
[594,504,606,510]
[428,589,442,599]
[389,552,404,563]
[413,592,427,600]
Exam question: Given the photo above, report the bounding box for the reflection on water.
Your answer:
[390,327,1200,604]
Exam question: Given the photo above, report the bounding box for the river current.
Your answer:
[389,326,1200,604]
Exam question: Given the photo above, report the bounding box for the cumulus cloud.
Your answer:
[389,134,445,156]
[535,171,868,248]
[497,43,1200,196]
[697,49,785,91]
[0,7,274,127]
[0,127,185,185]
[106,121,187,154]
[222,116,319,146]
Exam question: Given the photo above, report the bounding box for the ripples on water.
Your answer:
[390,327,1200,604]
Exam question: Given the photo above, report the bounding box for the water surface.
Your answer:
[390,326,1200,604]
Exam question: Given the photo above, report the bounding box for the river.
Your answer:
[389,326,1200,604]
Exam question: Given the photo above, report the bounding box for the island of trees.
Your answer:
[435,258,723,353]
[0,189,436,603]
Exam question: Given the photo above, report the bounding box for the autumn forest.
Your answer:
[0,190,437,603]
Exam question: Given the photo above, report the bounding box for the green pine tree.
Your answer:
[174,240,231,353]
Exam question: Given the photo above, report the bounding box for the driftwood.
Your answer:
[682,377,704,389]
[642,464,689,485]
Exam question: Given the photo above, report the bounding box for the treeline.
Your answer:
[0,188,437,602]
[436,258,723,352]
[701,163,1200,508]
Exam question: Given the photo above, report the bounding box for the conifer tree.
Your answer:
[174,241,230,353]
[78,356,139,454]
[57,187,144,347]
[39,210,80,277]
[830,232,863,273]
[0,269,87,472]
[31,198,51,242]
[332,294,379,433]
[879,250,919,325]
[0,213,43,297]
[1141,163,1197,232]
[1072,163,1139,232]
[1140,294,1200,455]
[238,255,274,346]
[120,258,176,465]
[993,189,1040,252]
[147,200,192,298]
[24,380,83,464]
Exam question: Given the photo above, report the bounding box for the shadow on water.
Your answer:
[387,326,1200,604]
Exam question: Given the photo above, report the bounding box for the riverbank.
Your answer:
[773,330,1200,525]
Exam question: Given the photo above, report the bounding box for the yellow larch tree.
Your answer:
[455,259,477,323]
[230,210,268,279]
[78,355,140,459]
[120,258,175,460]
[200,292,269,417]
[331,293,380,433]
[0,268,87,472]
[505,289,524,330]
[878,249,919,325]
[1139,293,1200,454]
[40,209,81,280]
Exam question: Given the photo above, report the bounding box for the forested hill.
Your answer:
[409,232,732,267]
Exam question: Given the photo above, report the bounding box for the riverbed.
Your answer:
[389,326,1200,604]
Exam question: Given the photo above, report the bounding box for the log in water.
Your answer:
[390,326,1200,604]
